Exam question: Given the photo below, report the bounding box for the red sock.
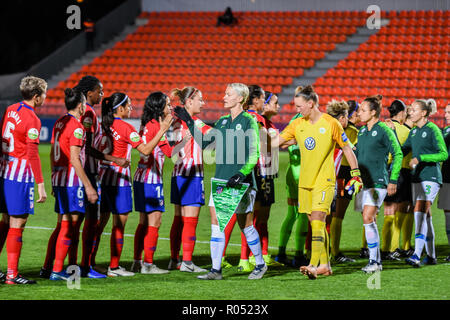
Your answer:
[53,221,72,273]
[0,220,9,255]
[134,223,146,261]
[182,216,198,261]
[90,223,106,267]
[326,221,331,236]
[256,222,269,255]
[6,228,23,279]
[170,215,183,260]
[223,214,237,257]
[68,219,82,266]
[110,226,124,269]
[81,218,97,268]
[43,222,61,270]
[240,231,250,260]
[305,221,312,251]
[143,226,159,264]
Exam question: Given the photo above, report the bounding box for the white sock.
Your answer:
[445,211,450,246]
[242,225,264,266]
[414,212,428,258]
[425,215,436,258]
[364,222,380,263]
[210,224,225,271]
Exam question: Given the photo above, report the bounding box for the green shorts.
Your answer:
[285,165,299,200]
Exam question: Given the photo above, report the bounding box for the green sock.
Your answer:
[277,204,298,253]
[295,212,309,256]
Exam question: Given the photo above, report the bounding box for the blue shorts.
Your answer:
[53,186,86,214]
[100,185,132,214]
[0,178,34,215]
[170,176,205,207]
[133,181,165,213]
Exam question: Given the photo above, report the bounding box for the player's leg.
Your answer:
[381,202,397,260]
[169,176,183,269]
[40,219,61,278]
[108,213,134,276]
[221,213,236,268]
[180,205,206,272]
[276,197,298,264]
[91,210,110,272]
[68,214,83,266]
[362,205,382,273]
[141,210,169,274]
[131,212,147,272]
[293,211,309,267]
[0,213,9,255]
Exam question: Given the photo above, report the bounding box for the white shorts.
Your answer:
[354,188,387,212]
[412,181,440,204]
[437,183,450,210]
[209,188,256,214]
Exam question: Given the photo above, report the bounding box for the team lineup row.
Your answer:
[0,75,449,284]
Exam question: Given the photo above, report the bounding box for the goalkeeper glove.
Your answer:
[173,106,194,126]
[345,168,363,195]
[226,172,245,188]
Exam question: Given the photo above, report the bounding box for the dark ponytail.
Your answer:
[64,87,85,111]
[388,99,406,118]
[243,85,264,110]
[101,92,128,135]
[74,75,101,98]
[141,91,168,127]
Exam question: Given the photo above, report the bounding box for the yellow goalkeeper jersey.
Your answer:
[280,113,349,189]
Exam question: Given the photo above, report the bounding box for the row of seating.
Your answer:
[325,68,448,79]
[335,60,448,70]
[315,77,450,89]
[346,51,449,61]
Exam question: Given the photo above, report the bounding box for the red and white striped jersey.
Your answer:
[98,118,142,186]
[134,119,173,184]
[169,117,211,177]
[51,114,86,187]
[80,103,101,175]
[334,148,344,176]
[261,115,279,178]
[0,102,41,183]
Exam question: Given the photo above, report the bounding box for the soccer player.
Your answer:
[132,92,174,274]
[404,99,448,267]
[47,88,99,280]
[438,104,450,262]
[174,83,268,280]
[40,75,105,279]
[276,85,361,279]
[92,92,173,277]
[355,95,403,273]
[274,95,309,268]
[165,87,209,273]
[0,76,48,284]
[381,99,413,261]
[330,100,360,263]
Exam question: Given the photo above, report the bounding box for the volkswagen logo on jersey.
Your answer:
[304,137,316,150]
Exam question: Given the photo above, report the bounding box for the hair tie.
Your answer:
[349,101,359,117]
[264,93,273,105]
[113,95,128,110]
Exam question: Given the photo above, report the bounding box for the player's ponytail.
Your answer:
[171,87,197,106]
[74,75,101,98]
[101,92,128,135]
[415,98,437,117]
[141,91,168,127]
[64,87,85,111]
[387,99,406,118]
[363,94,383,118]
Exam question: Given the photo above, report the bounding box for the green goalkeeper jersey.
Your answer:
[401,121,448,184]
[187,110,260,188]
[355,121,403,188]
[286,113,302,184]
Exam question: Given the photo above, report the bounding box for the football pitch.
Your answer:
[0,144,449,300]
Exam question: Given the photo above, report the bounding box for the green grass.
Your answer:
[0,144,449,300]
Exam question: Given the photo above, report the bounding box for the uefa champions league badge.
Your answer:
[159,199,164,207]
[79,200,84,207]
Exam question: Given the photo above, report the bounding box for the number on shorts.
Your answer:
[425,184,431,195]
[77,187,84,199]
[321,191,326,202]
[2,121,15,153]
[29,187,34,201]
[156,185,163,198]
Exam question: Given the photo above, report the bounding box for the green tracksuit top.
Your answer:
[442,125,450,183]
[401,121,448,184]
[355,121,403,188]
[187,110,260,188]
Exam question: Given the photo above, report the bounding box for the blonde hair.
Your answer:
[415,98,437,117]
[20,76,47,100]
[327,100,349,119]
[170,86,198,106]
[294,85,319,105]
[228,83,249,106]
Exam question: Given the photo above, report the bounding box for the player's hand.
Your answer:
[173,106,193,126]
[226,172,245,188]
[114,157,130,168]
[86,186,98,204]
[159,113,174,133]
[36,183,47,203]
[345,168,363,196]
[409,157,419,169]
[387,183,397,196]
[384,119,395,130]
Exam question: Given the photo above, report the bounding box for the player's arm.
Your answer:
[87,147,130,168]
[70,145,98,204]
[383,123,403,196]
[415,124,448,164]
[137,114,173,156]
[27,124,46,203]
[173,106,216,149]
